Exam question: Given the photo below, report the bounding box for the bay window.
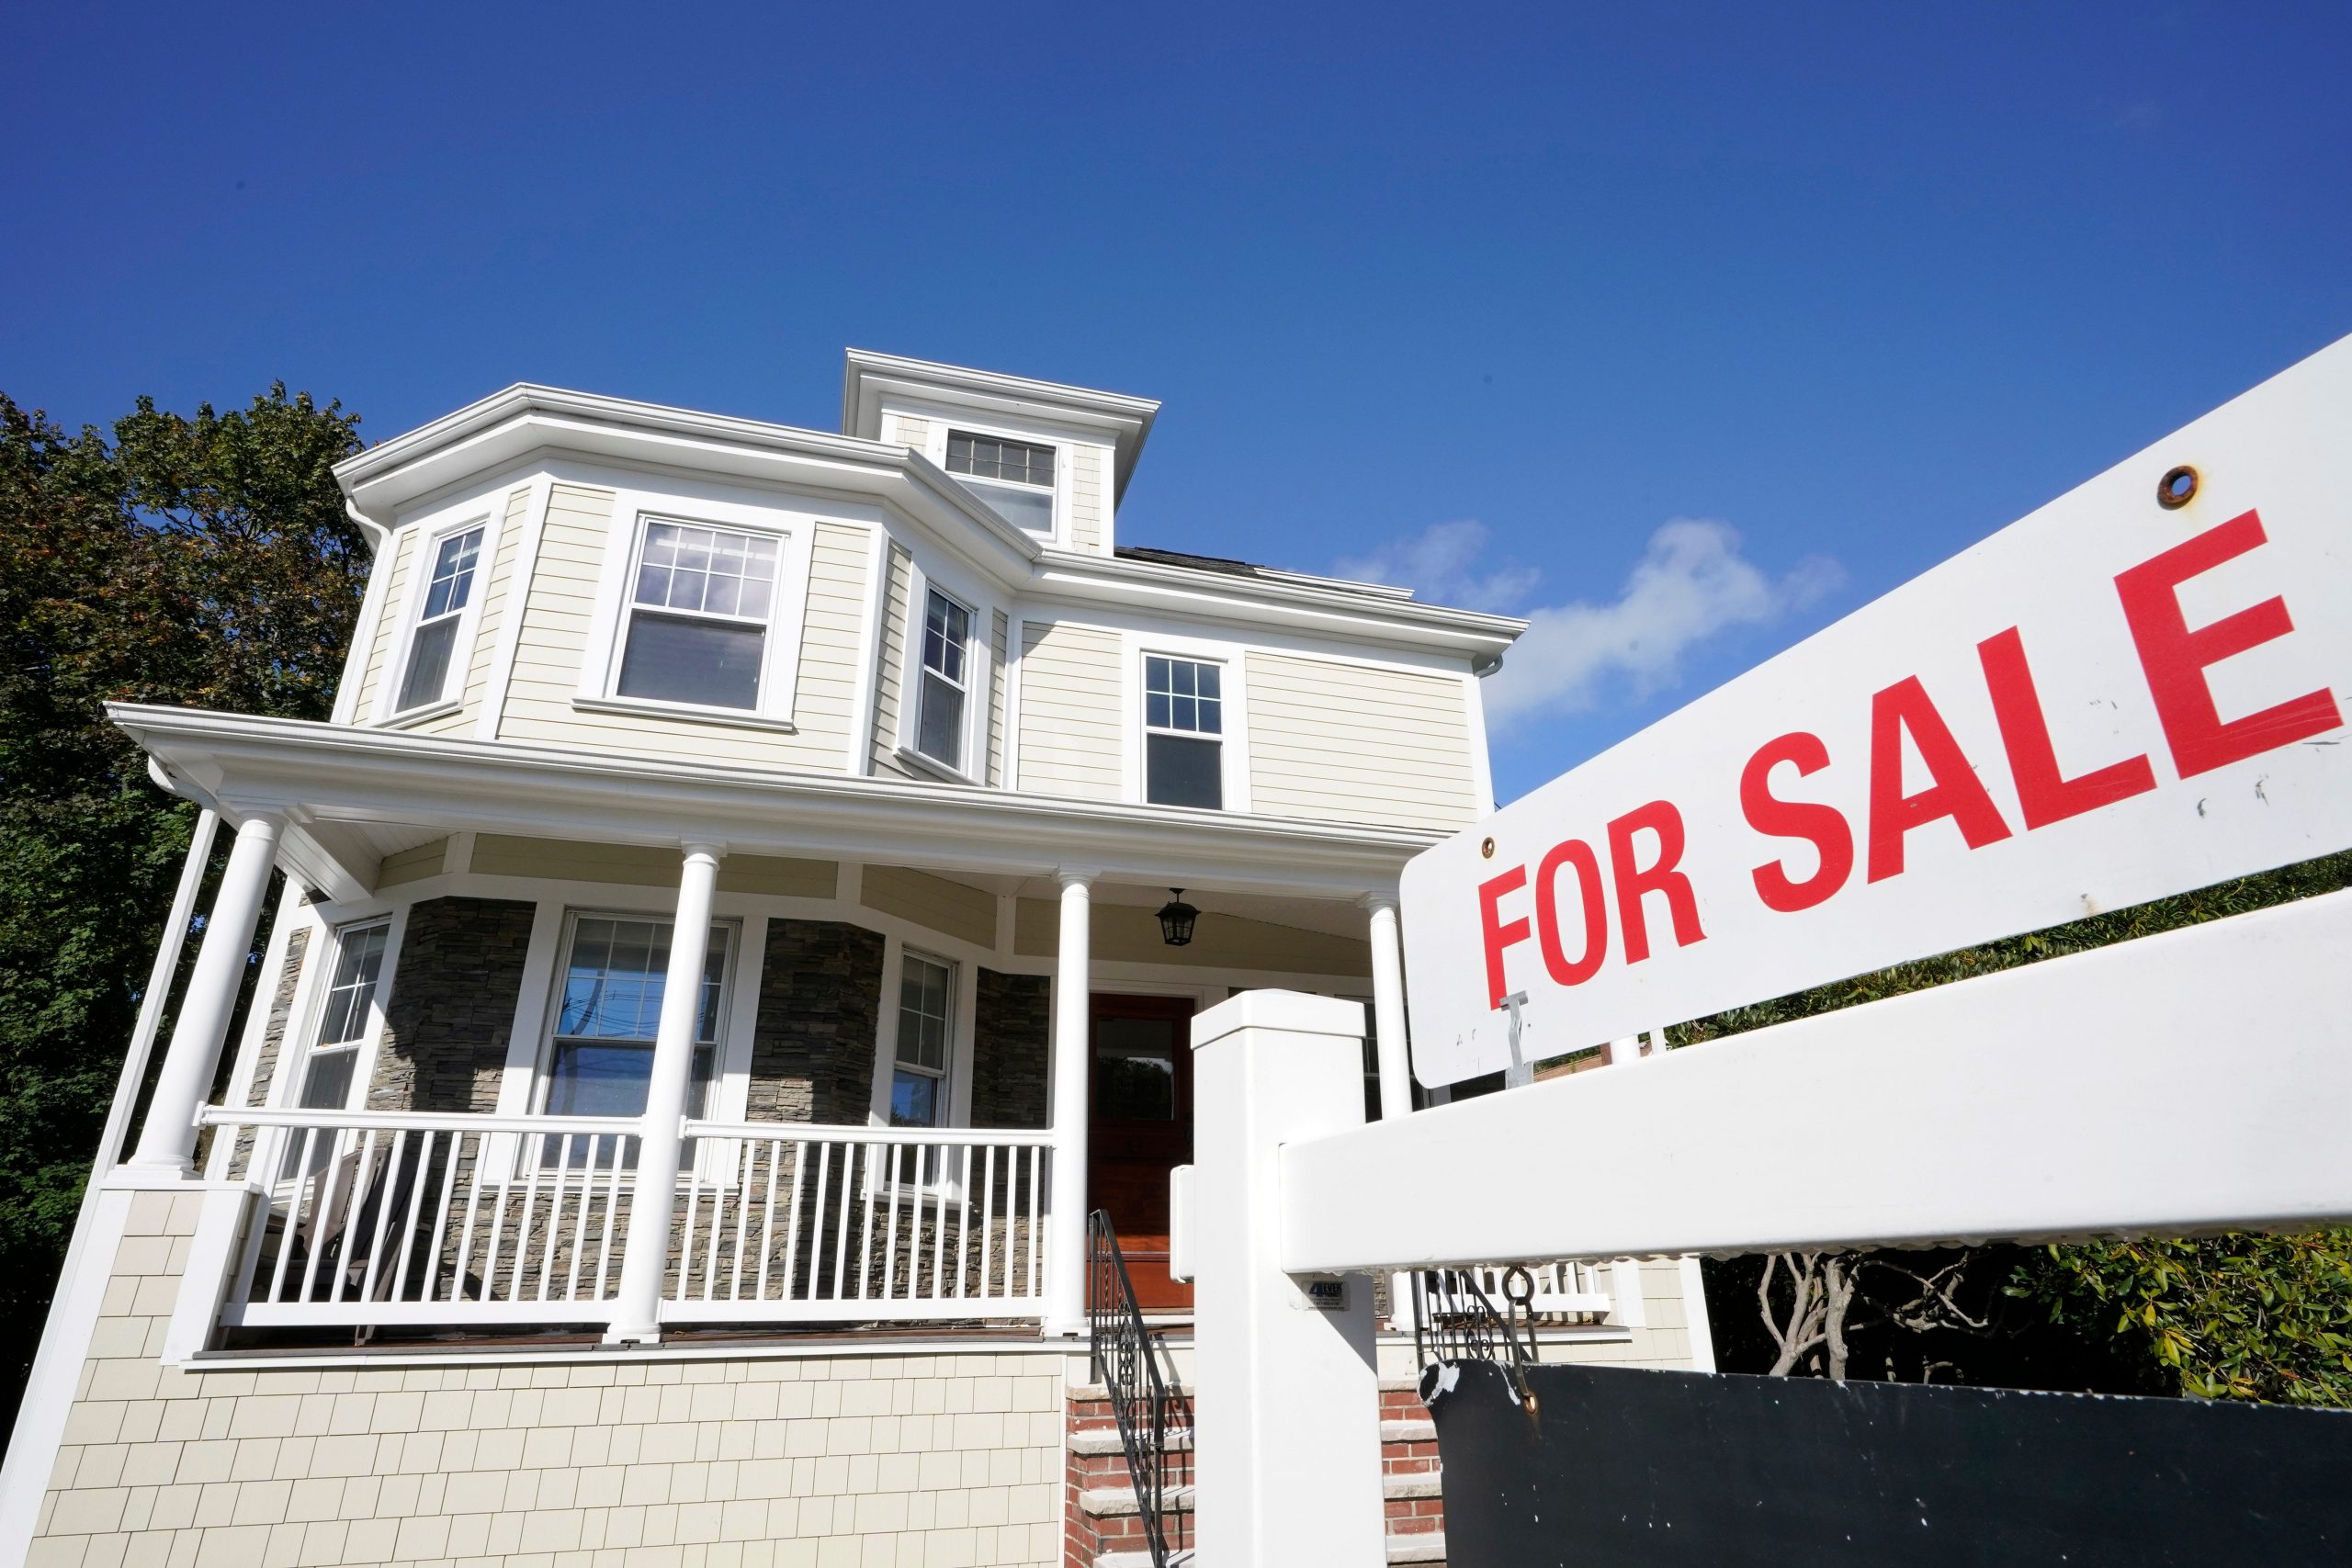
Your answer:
[396,525,484,712]
[890,952,955,1129]
[543,914,731,1143]
[916,589,973,771]
[616,520,780,711]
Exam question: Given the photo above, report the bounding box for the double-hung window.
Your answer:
[1144,655,1225,808]
[889,952,955,1129]
[616,520,780,711]
[915,589,973,771]
[396,525,484,712]
[282,921,390,1175]
[945,430,1056,536]
[545,914,730,1140]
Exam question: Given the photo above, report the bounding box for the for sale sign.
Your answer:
[1403,333,2352,1088]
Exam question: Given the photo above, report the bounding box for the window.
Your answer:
[890,953,955,1128]
[282,922,389,1176]
[945,430,1055,536]
[616,520,781,711]
[545,915,729,1129]
[915,589,972,770]
[396,525,484,711]
[1144,655,1225,808]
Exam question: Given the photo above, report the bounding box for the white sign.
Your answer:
[1403,333,2352,1087]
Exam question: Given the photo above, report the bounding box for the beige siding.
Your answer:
[1013,898,1371,976]
[1069,444,1107,553]
[1245,652,1481,831]
[375,839,448,889]
[863,865,997,948]
[470,834,836,897]
[1015,620,1123,800]
[493,484,848,771]
[349,526,418,717]
[792,522,872,767]
[987,608,1010,786]
[888,412,931,449]
[403,486,534,738]
[868,543,915,779]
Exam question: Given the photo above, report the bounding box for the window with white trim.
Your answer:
[945,430,1056,536]
[542,914,731,1143]
[396,525,484,711]
[915,589,973,771]
[616,520,781,711]
[282,920,390,1175]
[890,952,955,1128]
[1144,654,1225,809]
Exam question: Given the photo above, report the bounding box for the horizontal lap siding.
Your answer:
[494,485,849,771]
[862,865,998,949]
[869,543,915,779]
[376,840,448,888]
[350,527,417,716]
[987,608,1010,785]
[793,523,870,768]
[469,834,836,897]
[1069,445,1106,554]
[1015,621,1123,800]
[1246,652,1480,831]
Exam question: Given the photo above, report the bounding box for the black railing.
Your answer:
[1408,1266,1542,1416]
[1088,1210,1178,1568]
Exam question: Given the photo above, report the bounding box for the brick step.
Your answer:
[1080,1483,1197,1519]
[1388,1533,1447,1563]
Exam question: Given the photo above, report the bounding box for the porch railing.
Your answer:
[197,1107,1055,1334]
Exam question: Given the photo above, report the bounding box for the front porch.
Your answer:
[117,705,1428,1351]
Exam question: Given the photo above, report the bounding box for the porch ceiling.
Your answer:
[114,704,1442,907]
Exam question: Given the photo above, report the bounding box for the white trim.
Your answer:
[1678,1255,1717,1371]
[916,410,1071,548]
[571,694,800,734]
[0,1186,135,1561]
[897,570,989,781]
[1125,633,1254,814]
[473,476,553,741]
[330,536,400,727]
[1463,668,1498,813]
[1002,613,1028,790]
[849,525,889,775]
[207,881,312,1179]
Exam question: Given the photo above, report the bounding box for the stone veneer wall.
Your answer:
[367,897,538,1113]
[969,971,1048,1129]
[747,919,885,1124]
[228,928,311,1176]
[24,1190,1066,1568]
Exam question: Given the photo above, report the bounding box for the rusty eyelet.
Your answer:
[1480,837,1496,860]
[2158,465,2199,510]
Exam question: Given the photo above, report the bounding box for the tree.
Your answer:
[1684,849,2352,1403]
[0,386,365,1445]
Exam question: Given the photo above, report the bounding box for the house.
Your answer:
[2,352,1715,1568]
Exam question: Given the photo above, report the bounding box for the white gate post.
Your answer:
[1191,990,1386,1565]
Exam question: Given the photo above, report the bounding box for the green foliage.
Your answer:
[0,386,364,1426]
[2014,1232,2352,1404]
[1672,849,2352,1405]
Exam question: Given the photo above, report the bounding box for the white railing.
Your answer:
[198,1108,1056,1333]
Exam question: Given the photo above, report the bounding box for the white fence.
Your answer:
[198,1107,1054,1333]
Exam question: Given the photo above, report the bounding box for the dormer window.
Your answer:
[916,588,973,770]
[946,430,1055,536]
[616,520,780,711]
[1144,655,1225,809]
[396,525,484,711]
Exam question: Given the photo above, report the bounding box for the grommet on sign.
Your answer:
[2158,465,2199,510]
[1481,837,1496,859]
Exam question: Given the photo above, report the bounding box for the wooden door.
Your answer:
[1086,993,1195,1311]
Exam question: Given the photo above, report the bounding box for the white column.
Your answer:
[128,810,283,1172]
[605,840,724,1345]
[1363,894,1412,1121]
[1190,989,1385,1565]
[1043,867,1094,1337]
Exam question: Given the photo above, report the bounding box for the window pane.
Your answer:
[547,1042,654,1117]
[897,954,953,1073]
[616,612,764,708]
[890,1070,940,1128]
[296,1046,358,1111]
[633,522,777,621]
[315,925,389,1046]
[422,527,482,620]
[923,592,968,682]
[1147,733,1224,808]
[965,479,1053,535]
[1144,657,1223,735]
[1093,1019,1178,1120]
[397,618,459,711]
[917,672,965,767]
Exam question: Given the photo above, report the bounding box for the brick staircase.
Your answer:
[1067,1379,1446,1566]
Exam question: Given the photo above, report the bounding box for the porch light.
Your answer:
[1156,889,1199,947]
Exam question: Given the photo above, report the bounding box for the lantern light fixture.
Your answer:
[1156,888,1199,947]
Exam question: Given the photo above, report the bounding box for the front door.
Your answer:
[1086,993,1195,1311]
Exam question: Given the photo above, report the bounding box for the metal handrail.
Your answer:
[1088,1210,1177,1568]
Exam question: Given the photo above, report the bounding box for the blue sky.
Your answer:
[6,2,2346,802]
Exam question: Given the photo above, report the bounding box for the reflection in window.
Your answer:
[545,916,729,1134]
[945,430,1056,535]
[1093,1017,1180,1121]
[892,953,954,1128]
[1144,655,1224,808]
[915,591,971,770]
[283,922,390,1176]
[397,526,483,711]
[616,521,780,710]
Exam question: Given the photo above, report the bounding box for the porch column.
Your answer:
[605,840,724,1345]
[1044,867,1094,1337]
[1363,895,1413,1120]
[128,810,284,1173]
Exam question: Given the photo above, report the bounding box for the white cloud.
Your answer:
[1341,517,1842,729]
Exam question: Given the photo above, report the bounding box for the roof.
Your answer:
[1115,545,1419,603]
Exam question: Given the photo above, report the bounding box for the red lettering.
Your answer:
[1478,864,1531,1009]
[2114,510,2342,778]
[1533,839,1609,986]
[1606,800,1705,964]
[1867,676,2013,882]
[1740,731,1853,912]
[1977,626,2156,829]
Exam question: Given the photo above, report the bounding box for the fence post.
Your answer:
[1190,990,1385,1565]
